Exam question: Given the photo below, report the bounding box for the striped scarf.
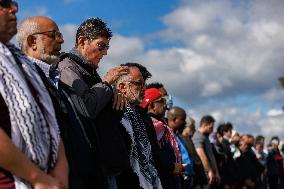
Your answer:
[0,42,60,189]
[121,105,163,189]
[151,117,182,163]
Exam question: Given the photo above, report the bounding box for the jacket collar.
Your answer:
[69,47,97,73]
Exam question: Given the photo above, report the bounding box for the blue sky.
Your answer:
[19,0,176,35]
[16,0,284,141]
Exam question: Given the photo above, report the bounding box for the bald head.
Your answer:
[167,106,186,131]
[17,16,63,64]
[167,106,186,121]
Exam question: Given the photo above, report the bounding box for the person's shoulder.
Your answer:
[57,55,84,78]
[0,42,8,54]
[192,131,203,141]
[193,131,203,138]
[58,55,75,69]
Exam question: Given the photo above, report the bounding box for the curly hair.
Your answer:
[75,17,112,46]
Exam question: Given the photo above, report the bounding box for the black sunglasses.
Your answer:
[97,43,109,51]
[152,97,167,104]
[129,80,145,88]
[0,0,17,8]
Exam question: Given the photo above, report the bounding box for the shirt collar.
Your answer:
[28,56,51,78]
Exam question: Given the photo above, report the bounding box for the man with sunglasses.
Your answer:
[0,1,67,189]
[57,17,130,188]
[146,82,173,110]
[140,88,185,189]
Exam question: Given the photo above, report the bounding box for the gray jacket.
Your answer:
[57,51,130,178]
[58,51,113,118]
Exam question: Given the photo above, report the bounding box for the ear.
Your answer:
[77,36,88,49]
[27,35,37,50]
[117,82,127,94]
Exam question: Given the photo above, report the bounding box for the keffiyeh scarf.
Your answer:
[151,117,181,163]
[121,105,163,189]
[0,43,60,189]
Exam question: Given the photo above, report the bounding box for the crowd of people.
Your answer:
[0,0,284,189]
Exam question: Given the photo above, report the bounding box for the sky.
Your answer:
[15,0,284,142]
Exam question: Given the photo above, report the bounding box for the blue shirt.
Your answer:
[177,135,194,176]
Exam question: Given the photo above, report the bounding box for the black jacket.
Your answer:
[115,106,161,189]
[35,64,104,189]
[236,149,264,184]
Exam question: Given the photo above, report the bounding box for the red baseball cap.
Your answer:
[140,88,162,108]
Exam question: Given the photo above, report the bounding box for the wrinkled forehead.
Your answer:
[37,17,59,31]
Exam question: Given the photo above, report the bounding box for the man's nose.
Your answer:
[57,37,64,44]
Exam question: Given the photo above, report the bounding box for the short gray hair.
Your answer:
[16,17,40,52]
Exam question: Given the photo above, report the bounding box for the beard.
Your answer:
[127,86,143,105]
[38,38,60,64]
[39,53,60,64]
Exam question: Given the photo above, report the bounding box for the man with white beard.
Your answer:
[114,62,163,189]
[16,16,99,189]
[17,16,63,86]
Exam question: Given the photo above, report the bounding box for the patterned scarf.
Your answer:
[151,117,181,163]
[121,105,163,189]
[0,43,60,189]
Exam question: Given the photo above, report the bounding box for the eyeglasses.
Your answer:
[97,43,109,51]
[32,30,63,40]
[125,80,145,88]
[0,0,17,9]
[152,97,167,104]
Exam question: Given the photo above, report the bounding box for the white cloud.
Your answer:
[100,35,145,73]
[107,35,144,60]
[260,115,284,139]
[261,88,284,104]
[193,35,213,48]
[251,21,283,45]
[158,0,284,99]
[201,82,223,97]
[267,109,283,117]
[59,24,78,52]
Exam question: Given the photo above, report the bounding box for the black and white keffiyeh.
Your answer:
[0,42,60,189]
[121,105,163,189]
